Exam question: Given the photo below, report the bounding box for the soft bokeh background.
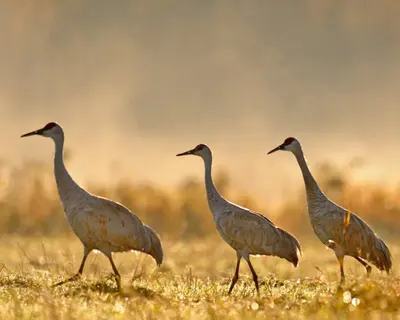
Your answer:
[1,0,399,238]
[1,1,400,318]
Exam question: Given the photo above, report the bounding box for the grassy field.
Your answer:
[0,160,399,318]
[0,234,399,319]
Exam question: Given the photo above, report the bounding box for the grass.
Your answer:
[0,159,399,318]
[0,235,399,319]
[2,158,400,238]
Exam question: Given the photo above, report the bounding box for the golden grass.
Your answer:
[0,159,398,318]
[0,235,399,319]
[0,158,398,239]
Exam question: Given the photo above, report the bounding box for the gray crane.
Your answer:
[268,137,392,282]
[177,144,301,294]
[21,122,163,290]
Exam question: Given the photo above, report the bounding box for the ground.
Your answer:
[0,235,398,319]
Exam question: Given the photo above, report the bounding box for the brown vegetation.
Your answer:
[0,157,397,240]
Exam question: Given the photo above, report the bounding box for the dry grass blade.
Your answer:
[0,235,398,319]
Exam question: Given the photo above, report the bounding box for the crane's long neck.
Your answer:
[293,148,326,211]
[202,154,225,217]
[53,135,87,212]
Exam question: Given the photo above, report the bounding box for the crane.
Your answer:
[21,122,163,290]
[177,144,301,294]
[268,137,392,282]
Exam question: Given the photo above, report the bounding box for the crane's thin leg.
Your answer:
[245,258,259,294]
[228,256,241,295]
[108,254,121,291]
[337,255,345,283]
[353,256,372,276]
[53,247,91,287]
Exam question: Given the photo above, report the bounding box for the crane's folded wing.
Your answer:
[82,197,150,252]
[218,210,283,254]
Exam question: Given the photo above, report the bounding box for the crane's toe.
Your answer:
[366,265,372,276]
[253,277,260,295]
[115,274,121,291]
[228,275,239,295]
[52,273,82,287]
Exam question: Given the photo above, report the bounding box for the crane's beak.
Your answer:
[267,143,285,155]
[176,148,195,156]
[21,128,44,138]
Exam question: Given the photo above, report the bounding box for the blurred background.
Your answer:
[1,0,399,239]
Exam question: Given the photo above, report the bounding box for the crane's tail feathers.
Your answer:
[363,235,392,273]
[378,238,392,272]
[277,228,302,268]
[143,224,164,266]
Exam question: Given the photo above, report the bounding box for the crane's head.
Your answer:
[21,122,63,140]
[267,137,300,155]
[176,143,211,159]
[144,225,163,266]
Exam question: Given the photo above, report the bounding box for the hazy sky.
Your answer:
[2,0,400,202]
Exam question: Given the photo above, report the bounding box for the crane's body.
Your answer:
[65,195,153,255]
[268,137,391,281]
[177,144,301,294]
[21,122,163,289]
[211,200,300,266]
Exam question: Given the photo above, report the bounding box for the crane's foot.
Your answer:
[227,286,234,295]
[366,265,372,276]
[228,275,239,295]
[115,274,121,291]
[52,273,81,287]
[253,277,260,296]
[103,273,121,291]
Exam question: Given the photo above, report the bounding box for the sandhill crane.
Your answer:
[21,122,163,290]
[177,144,301,294]
[268,137,392,282]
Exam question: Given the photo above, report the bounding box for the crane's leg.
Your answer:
[353,256,372,276]
[52,247,91,287]
[336,255,345,283]
[228,255,241,295]
[328,240,345,283]
[107,254,121,291]
[244,257,259,294]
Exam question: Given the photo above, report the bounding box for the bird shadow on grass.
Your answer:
[0,275,41,289]
[122,285,162,299]
[89,281,156,297]
[50,278,117,297]
[52,275,163,301]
